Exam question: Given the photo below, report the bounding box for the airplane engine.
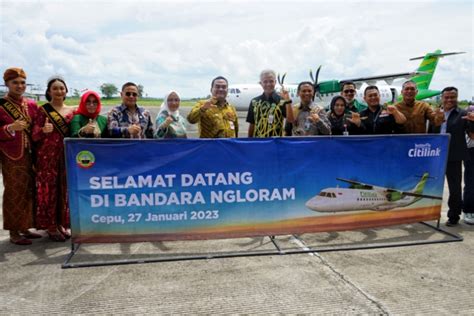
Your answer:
[386,191,402,202]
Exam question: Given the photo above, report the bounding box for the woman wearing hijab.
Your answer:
[154,91,187,138]
[33,75,75,242]
[327,96,364,135]
[71,91,107,138]
[0,67,42,245]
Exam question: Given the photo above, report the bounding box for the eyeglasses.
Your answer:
[86,101,98,105]
[125,92,138,97]
[343,89,356,94]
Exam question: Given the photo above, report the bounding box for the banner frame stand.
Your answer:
[61,220,463,269]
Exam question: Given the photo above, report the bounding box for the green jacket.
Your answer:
[345,99,368,113]
[70,114,108,138]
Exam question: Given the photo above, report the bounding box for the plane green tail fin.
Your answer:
[410,50,442,90]
[413,173,429,194]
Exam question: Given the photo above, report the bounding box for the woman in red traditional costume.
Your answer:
[33,76,75,241]
[0,68,42,245]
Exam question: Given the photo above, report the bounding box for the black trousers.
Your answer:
[446,160,463,221]
[464,148,474,214]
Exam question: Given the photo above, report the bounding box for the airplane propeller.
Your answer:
[309,65,322,100]
[277,72,286,87]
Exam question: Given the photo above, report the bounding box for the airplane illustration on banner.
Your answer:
[227,50,465,111]
[305,173,442,213]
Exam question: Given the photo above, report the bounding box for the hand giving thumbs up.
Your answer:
[42,117,53,133]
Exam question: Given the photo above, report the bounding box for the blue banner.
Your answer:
[65,135,449,243]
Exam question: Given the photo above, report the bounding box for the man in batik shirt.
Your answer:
[246,69,294,137]
[0,67,42,245]
[187,76,238,138]
[107,82,154,138]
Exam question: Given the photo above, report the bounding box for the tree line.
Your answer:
[99,83,144,98]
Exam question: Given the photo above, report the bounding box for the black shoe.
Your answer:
[446,218,459,227]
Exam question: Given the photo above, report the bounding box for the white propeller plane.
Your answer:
[227,50,465,111]
[305,173,442,213]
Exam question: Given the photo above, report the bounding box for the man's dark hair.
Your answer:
[297,81,314,93]
[211,76,228,88]
[441,86,458,95]
[340,81,356,92]
[364,85,379,96]
[402,80,417,89]
[122,82,138,91]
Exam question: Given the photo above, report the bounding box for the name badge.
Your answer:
[379,110,389,118]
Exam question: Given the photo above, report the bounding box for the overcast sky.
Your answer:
[1,0,472,100]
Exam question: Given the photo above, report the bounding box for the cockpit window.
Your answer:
[318,191,336,198]
[236,88,241,94]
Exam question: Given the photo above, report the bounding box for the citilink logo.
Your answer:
[408,143,441,158]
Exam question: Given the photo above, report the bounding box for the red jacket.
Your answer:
[0,97,39,160]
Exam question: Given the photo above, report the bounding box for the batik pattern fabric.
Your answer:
[0,96,38,231]
[292,103,331,136]
[246,92,287,137]
[107,104,154,138]
[187,100,238,138]
[1,153,35,230]
[32,108,73,229]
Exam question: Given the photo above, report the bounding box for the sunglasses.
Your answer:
[125,92,138,97]
[343,89,356,94]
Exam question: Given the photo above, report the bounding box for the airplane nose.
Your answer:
[305,198,318,211]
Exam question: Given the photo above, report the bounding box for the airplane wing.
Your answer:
[337,178,442,200]
[336,178,373,190]
[341,71,428,87]
[396,191,442,200]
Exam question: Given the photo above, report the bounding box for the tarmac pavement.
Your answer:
[0,109,473,314]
